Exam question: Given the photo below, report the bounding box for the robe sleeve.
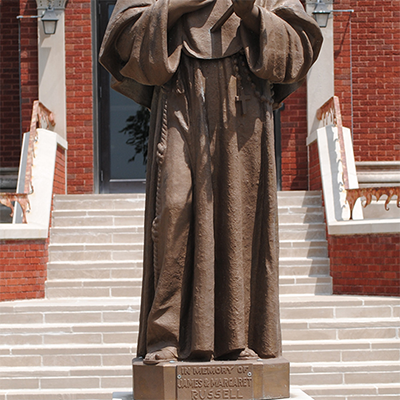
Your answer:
[99,0,183,106]
[241,2,322,85]
[117,0,182,86]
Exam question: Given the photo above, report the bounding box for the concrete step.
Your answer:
[279,258,330,276]
[279,276,332,295]
[51,209,145,227]
[2,355,399,392]
[48,243,143,262]
[278,207,324,224]
[0,344,136,369]
[53,192,321,211]
[0,388,129,400]
[299,383,400,400]
[53,192,321,208]
[45,279,143,298]
[290,362,400,386]
[44,268,330,296]
[279,240,328,258]
[49,225,325,243]
[280,318,399,341]
[1,295,397,322]
[48,190,330,298]
[277,191,323,207]
[1,312,397,342]
[279,224,327,241]
[0,366,133,394]
[53,194,145,211]
[284,340,400,355]
[0,322,139,346]
[47,261,143,280]
[0,294,398,399]
[280,294,400,308]
[49,226,144,245]
[282,339,400,363]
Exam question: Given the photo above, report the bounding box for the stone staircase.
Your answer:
[278,192,332,296]
[46,194,145,299]
[0,191,399,400]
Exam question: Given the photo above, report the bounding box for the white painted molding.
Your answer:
[328,219,400,235]
[36,0,68,10]
[307,125,400,235]
[306,1,334,136]
[0,129,68,240]
[38,9,67,139]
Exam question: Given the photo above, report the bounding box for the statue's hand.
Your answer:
[168,0,215,29]
[232,0,259,32]
[169,0,215,13]
[232,0,256,19]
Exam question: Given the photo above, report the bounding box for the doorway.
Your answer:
[95,1,282,193]
[97,0,147,193]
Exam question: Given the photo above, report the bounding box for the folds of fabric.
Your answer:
[99,0,322,360]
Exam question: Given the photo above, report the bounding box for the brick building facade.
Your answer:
[1,0,399,300]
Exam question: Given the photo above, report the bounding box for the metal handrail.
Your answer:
[0,101,55,223]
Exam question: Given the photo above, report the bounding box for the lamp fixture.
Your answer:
[312,0,331,28]
[41,7,59,35]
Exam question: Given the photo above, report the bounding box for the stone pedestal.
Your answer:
[132,357,289,400]
[113,388,315,400]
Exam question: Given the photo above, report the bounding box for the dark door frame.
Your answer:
[96,0,147,193]
[96,0,114,193]
[95,1,282,192]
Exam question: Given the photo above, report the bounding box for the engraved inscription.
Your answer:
[177,363,253,400]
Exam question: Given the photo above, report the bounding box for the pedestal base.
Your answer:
[132,357,290,400]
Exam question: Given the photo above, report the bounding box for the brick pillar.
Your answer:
[0,1,22,167]
[280,83,309,191]
[334,0,400,161]
[308,141,322,191]
[65,0,94,194]
[19,0,39,134]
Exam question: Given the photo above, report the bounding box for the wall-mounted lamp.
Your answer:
[35,0,68,34]
[312,0,331,28]
[311,0,354,28]
[40,7,59,35]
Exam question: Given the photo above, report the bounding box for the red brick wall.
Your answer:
[280,82,309,191]
[0,1,21,167]
[308,141,322,192]
[334,0,400,161]
[0,239,48,301]
[329,234,400,296]
[53,145,66,195]
[65,0,94,194]
[0,144,66,302]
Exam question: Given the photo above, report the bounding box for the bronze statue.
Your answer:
[100,0,322,365]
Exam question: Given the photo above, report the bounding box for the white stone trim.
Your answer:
[307,125,399,236]
[328,218,400,235]
[0,129,67,240]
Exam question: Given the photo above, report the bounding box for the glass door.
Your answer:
[97,0,148,193]
[96,0,281,192]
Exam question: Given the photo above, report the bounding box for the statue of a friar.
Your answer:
[100,0,322,365]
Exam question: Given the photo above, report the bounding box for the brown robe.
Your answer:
[100,0,322,360]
